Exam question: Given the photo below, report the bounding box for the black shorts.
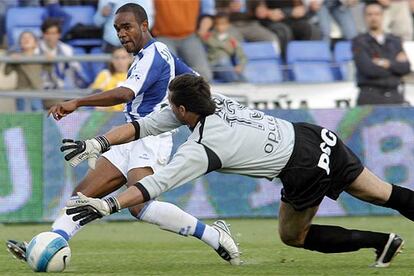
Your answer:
[279,122,364,211]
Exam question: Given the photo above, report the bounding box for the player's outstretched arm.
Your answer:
[59,121,139,169]
[47,87,134,121]
[66,142,210,225]
[61,105,183,168]
[66,185,147,226]
[66,192,121,226]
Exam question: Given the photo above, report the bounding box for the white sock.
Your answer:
[51,208,83,241]
[138,201,220,249]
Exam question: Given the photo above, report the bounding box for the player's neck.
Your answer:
[187,113,201,129]
[140,33,153,50]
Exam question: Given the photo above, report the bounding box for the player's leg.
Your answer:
[278,202,318,248]
[125,167,240,265]
[6,155,126,261]
[279,201,399,267]
[51,156,126,240]
[346,167,414,221]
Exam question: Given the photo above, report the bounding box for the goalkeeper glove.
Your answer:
[60,136,111,169]
[66,192,120,226]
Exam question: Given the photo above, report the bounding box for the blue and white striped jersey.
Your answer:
[119,39,196,122]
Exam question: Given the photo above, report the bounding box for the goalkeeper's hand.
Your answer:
[66,192,120,226]
[60,136,111,169]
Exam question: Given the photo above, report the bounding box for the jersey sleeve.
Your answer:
[138,141,209,199]
[118,50,160,96]
[173,54,199,76]
[137,105,183,138]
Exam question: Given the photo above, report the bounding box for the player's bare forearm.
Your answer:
[76,87,135,107]
[104,123,137,146]
[116,185,146,208]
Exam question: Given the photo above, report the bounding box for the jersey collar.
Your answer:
[134,39,156,57]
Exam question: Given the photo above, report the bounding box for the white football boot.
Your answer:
[212,220,241,265]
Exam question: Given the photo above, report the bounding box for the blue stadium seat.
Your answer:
[286,41,334,83]
[62,6,103,47]
[334,41,353,80]
[241,41,283,83]
[89,47,107,81]
[6,7,46,47]
[62,6,96,30]
[73,47,94,85]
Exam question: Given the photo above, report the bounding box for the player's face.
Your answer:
[114,12,147,54]
[168,91,186,123]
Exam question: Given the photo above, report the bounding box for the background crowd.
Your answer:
[0,0,413,110]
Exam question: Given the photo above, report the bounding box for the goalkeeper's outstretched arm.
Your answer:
[61,106,184,168]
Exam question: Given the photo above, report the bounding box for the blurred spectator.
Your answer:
[0,1,6,48]
[58,0,98,6]
[202,13,247,82]
[90,47,132,111]
[5,31,51,111]
[411,0,414,23]
[306,0,358,42]
[259,0,321,41]
[38,18,88,89]
[151,0,213,81]
[365,0,413,41]
[43,0,72,35]
[216,0,280,44]
[94,0,153,53]
[352,3,411,105]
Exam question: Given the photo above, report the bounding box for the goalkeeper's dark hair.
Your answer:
[116,3,148,24]
[168,74,216,117]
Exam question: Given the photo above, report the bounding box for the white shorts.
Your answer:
[102,133,173,177]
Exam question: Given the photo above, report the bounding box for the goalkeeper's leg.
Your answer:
[279,201,403,268]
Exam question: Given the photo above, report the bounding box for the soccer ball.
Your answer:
[26,232,71,272]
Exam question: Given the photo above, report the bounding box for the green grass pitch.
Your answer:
[0,216,413,275]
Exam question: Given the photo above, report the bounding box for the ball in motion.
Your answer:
[26,232,71,272]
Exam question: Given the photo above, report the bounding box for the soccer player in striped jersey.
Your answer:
[6,3,240,266]
[65,74,414,268]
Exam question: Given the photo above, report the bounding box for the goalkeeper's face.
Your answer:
[114,11,148,54]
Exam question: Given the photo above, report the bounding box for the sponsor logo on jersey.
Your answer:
[318,128,337,175]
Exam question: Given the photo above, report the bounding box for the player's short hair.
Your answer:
[115,3,148,24]
[41,18,62,34]
[168,74,216,117]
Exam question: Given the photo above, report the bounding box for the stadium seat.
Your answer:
[6,7,46,47]
[334,41,353,80]
[73,47,94,85]
[89,47,108,81]
[62,6,96,31]
[286,41,334,83]
[241,41,283,83]
[62,6,103,48]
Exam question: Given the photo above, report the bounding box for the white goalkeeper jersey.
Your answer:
[136,93,295,199]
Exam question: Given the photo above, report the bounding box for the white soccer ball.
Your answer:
[26,232,71,272]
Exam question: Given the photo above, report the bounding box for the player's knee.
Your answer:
[279,229,306,248]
